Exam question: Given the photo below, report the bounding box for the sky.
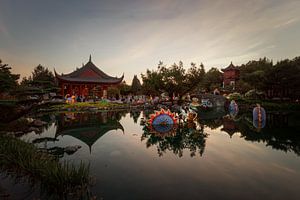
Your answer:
[0,0,300,83]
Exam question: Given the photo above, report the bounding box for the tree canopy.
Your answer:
[141,61,206,96]
[118,81,131,96]
[200,67,222,91]
[237,57,300,99]
[21,64,55,86]
[0,60,20,95]
[19,64,58,95]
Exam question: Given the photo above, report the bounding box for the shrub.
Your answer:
[245,89,265,100]
[228,92,243,101]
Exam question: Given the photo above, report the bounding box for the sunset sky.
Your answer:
[0,0,299,83]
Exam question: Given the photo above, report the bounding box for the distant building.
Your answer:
[221,62,240,90]
[55,55,124,98]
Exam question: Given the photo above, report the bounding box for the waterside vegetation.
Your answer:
[0,135,91,199]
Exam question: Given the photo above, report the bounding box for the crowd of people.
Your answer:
[64,93,189,105]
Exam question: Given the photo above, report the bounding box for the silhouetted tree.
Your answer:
[200,67,222,91]
[20,64,57,93]
[118,81,131,96]
[141,61,206,96]
[131,75,142,95]
[0,59,20,95]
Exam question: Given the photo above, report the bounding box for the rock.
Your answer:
[6,132,15,136]
[64,145,81,155]
[28,127,40,132]
[32,119,47,127]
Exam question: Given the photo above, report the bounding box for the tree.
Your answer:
[20,64,57,92]
[186,62,205,92]
[159,61,188,96]
[31,64,55,85]
[141,61,164,96]
[118,81,131,96]
[107,86,120,99]
[235,57,300,100]
[200,68,222,91]
[263,58,300,99]
[239,57,272,91]
[141,61,206,97]
[131,75,142,95]
[0,59,20,95]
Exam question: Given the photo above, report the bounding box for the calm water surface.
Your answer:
[12,110,300,199]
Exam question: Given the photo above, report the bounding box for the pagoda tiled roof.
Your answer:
[221,62,239,72]
[55,57,123,84]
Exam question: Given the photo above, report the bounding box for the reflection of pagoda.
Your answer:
[56,112,124,153]
[221,116,239,138]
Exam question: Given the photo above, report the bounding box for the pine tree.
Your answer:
[131,75,142,95]
[0,60,20,94]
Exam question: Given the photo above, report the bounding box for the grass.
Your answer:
[50,101,128,110]
[0,135,91,199]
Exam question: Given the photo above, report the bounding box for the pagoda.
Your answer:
[55,55,124,98]
[221,62,240,89]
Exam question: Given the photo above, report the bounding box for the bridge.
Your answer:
[194,93,227,107]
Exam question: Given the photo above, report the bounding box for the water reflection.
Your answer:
[237,113,300,156]
[141,120,207,157]
[3,109,300,199]
[56,112,125,153]
[20,110,300,158]
[139,110,300,157]
[130,109,141,123]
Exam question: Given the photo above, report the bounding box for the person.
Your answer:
[71,95,76,104]
[67,95,72,104]
[149,95,153,104]
[65,94,69,103]
[213,88,220,95]
[76,95,81,102]
[186,93,191,102]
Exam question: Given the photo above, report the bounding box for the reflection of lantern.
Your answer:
[148,109,178,137]
[253,106,266,130]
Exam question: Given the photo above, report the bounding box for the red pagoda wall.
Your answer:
[223,70,240,85]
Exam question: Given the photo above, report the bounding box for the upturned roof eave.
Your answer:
[55,75,123,84]
[54,66,124,84]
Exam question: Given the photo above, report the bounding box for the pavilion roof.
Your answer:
[55,55,124,84]
[221,62,239,72]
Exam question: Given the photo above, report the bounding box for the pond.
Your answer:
[2,109,300,199]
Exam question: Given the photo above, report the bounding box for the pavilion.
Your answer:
[55,55,124,98]
[221,62,240,90]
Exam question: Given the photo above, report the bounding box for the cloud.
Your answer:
[1,0,300,81]
[274,18,299,29]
